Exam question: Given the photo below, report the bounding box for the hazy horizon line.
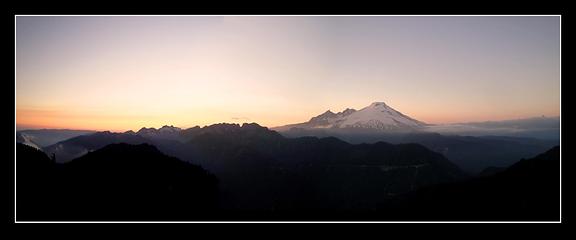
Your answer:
[16,114,560,133]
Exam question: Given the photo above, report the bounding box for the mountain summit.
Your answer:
[136,125,182,141]
[274,101,426,132]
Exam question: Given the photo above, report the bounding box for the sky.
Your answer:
[16,16,560,132]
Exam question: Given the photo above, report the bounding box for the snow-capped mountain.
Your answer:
[274,102,427,132]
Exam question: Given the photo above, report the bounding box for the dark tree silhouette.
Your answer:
[17,143,219,221]
[388,146,560,221]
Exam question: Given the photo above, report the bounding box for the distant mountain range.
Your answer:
[131,125,183,141]
[14,101,561,220]
[18,122,558,175]
[16,102,559,175]
[26,123,467,213]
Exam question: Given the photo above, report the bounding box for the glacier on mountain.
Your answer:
[274,102,426,132]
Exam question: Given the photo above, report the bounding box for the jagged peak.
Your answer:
[202,122,267,130]
[241,122,265,129]
[136,125,182,134]
[340,108,357,115]
[137,127,156,132]
[309,110,337,122]
[207,123,241,128]
[368,102,390,108]
[159,125,181,131]
[96,131,114,135]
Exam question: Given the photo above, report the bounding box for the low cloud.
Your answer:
[424,116,560,139]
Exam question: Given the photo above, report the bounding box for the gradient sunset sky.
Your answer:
[16,16,560,132]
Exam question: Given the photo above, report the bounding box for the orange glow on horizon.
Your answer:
[16,16,560,132]
[16,104,561,132]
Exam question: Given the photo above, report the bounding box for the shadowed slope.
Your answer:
[392,146,560,221]
[17,143,218,221]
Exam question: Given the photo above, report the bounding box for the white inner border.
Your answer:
[14,14,562,223]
